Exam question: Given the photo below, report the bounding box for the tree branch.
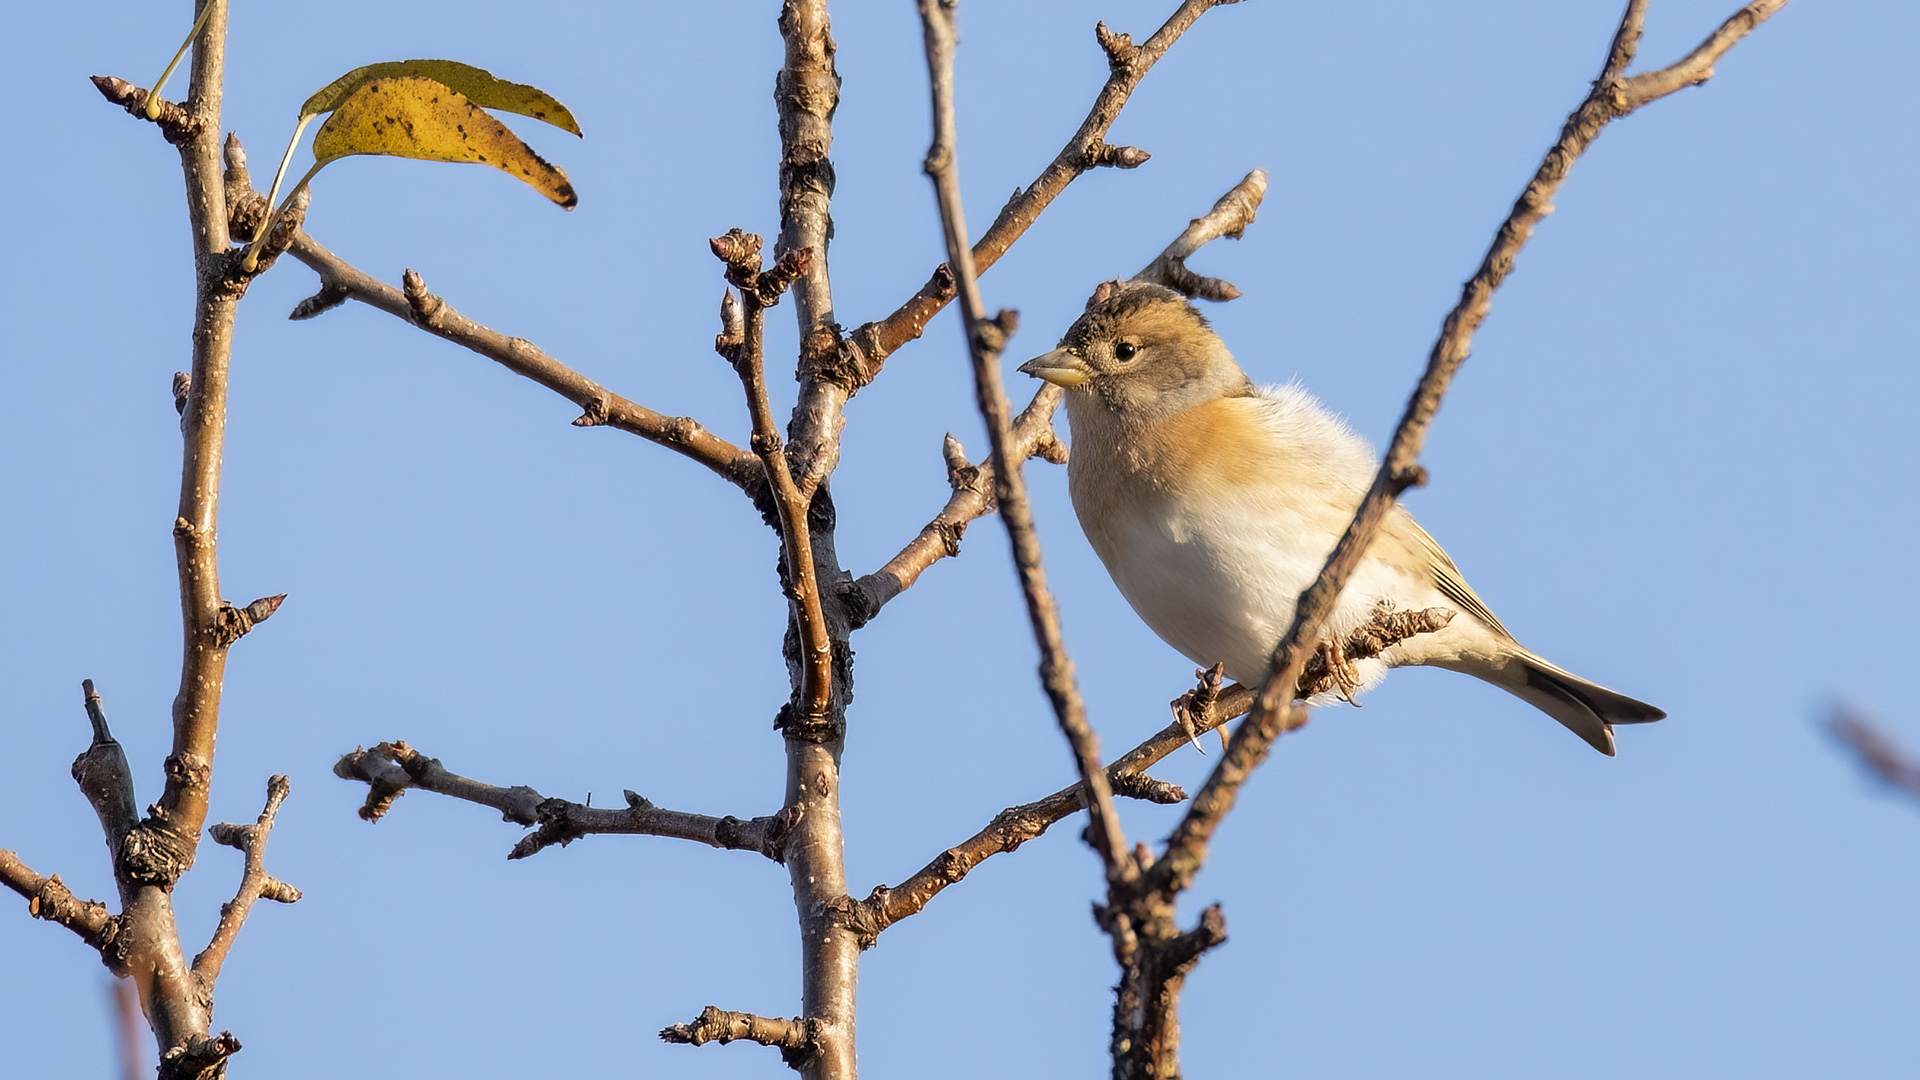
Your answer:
[1132,168,1267,301]
[332,741,794,861]
[661,1005,821,1069]
[712,233,835,723]
[191,775,300,989]
[846,600,1441,940]
[919,0,1130,880]
[761,10,862,1079]
[276,230,764,495]
[1828,709,1920,805]
[0,850,124,968]
[836,0,1243,393]
[843,387,1064,624]
[1619,0,1791,108]
[776,0,849,492]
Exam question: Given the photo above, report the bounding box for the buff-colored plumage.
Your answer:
[1020,282,1663,755]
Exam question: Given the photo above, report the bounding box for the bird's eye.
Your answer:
[1114,342,1138,362]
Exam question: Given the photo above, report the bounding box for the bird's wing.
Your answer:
[1395,513,1514,640]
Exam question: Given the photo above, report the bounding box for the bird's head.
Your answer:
[1018,281,1251,424]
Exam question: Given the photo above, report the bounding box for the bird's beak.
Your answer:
[1018,348,1093,388]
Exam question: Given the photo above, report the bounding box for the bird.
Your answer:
[1017,280,1664,755]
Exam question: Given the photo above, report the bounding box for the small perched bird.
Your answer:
[1019,281,1663,755]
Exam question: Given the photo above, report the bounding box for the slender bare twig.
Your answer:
[1133,168,1267,300]
[661,1005,821,1068]
[919,0,1130,880]
[332,742,794,860]
[1619,0,1791,107]
[0,851,122,963]
[1828,709,1920,804]
[277,231,764,495]
[711,232,835,724]
[847,600,1444,939]
[113,976,145,1080]
[835,0,1243,393]
[191,776,300,987]
[844,387,1064,624]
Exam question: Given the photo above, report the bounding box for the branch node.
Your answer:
[572,395,611,428]
[158,1031,241,1080]
[1094,22,1140,69]
[1090,142,1152,169]
[288,281,350,321]
[401,269,442,325]
[90,74,199,143]
[207,593,288,647]
[660,1005,822,1065]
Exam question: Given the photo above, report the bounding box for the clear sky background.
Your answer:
[4,1,1917,1076]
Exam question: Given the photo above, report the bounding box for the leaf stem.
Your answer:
[143,0,216,120]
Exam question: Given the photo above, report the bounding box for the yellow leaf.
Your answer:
[301,59,581,136]
[311,76,577,209]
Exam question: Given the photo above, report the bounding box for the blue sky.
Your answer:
[4,1,1917,1077]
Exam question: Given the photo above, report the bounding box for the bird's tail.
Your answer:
[1483,650,1665,756]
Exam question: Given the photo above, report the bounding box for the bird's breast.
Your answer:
[1066,398,1368,682]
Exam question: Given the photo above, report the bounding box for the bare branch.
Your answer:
[1132,168,1267,300]
[331,742,793,861]
[113,977,145,1080]
[711,233,835,723]
[661,1005,821,1068]
[836,0,1244,393]
[1153,0,1793,905]
[71,680,139,862]
[191,775,299,988]
[919,0,1130,880]
[765,11,862,1078]
[89,75,198,144]
[278,231,763,494]
[0,850,123,968]
[776,0,849,491]
[1620,0,1790,108]
[844,385,1063,624]
[1828,709,1920,804]
[847,599,1437,940]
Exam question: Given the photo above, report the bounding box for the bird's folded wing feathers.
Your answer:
[1398,514,1513,640]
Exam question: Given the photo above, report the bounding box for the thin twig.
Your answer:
[277,231,763,494]
[191,775,299,987]
[660,1005,821,1067]
[919,0,1130,880]
[332,742,794,861]
[1828,709,1920,804]
[848,600,1447,938]
[711,233,835,724]
[835,0,1243,393]
[0,850,122,964]
[1133,168,1267,300]
[845,386,1063,624]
